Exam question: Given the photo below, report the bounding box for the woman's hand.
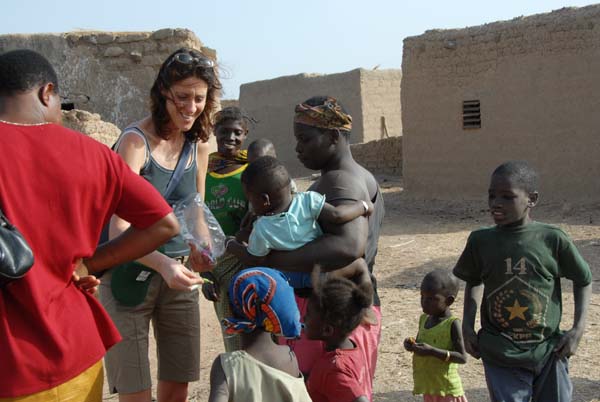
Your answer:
[188,242,215,273]
[156,258,204,291]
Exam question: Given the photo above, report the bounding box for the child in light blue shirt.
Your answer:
[246,190,326,258]
[227,156,372,289]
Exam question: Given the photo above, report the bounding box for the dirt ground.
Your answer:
[103,178,600,402]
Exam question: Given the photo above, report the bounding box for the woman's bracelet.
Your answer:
[444,350,451,362]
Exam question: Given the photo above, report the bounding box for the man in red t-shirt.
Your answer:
[0,50,204,400]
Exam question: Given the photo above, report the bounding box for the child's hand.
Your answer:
[225,236,242,253]
[403,337,417,352]
[240,211,257,231]
[554,327,584,358]
[463,327,480,359]
[226,238,266,267]
[410,342,434,356]
[201,272,219,302]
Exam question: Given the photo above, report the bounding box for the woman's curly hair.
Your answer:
[150,47,222,143]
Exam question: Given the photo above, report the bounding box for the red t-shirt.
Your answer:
[0,122,172,397]
[307,338,372,402]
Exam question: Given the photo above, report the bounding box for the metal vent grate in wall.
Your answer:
[462,100,481,129]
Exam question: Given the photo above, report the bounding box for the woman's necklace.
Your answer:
[0,119,51,127]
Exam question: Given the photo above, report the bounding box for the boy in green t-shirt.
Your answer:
[453,161,592,402]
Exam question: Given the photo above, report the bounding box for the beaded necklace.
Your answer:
[0,119,51,127]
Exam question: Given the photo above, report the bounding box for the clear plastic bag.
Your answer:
[173,192,226,264]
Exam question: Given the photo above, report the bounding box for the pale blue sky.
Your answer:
[1,0,596,98]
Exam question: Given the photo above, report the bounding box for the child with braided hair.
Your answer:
[303,271,375,402]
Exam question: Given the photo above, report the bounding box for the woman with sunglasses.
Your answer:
[100,48,221,402]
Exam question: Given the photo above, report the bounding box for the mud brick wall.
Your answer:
[220,99,239,109]
[360,69,402,143]
[351,136,403,176]
[402,5,600,201]
[240,68,401,177]
[0,29,215,129]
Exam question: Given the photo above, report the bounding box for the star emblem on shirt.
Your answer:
[505,299,529,321]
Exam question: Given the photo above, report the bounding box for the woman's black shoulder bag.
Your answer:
[0,208,34,288]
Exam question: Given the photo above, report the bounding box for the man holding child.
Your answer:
[261,96,385,381]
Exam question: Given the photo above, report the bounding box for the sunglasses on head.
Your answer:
[165,52,215,70]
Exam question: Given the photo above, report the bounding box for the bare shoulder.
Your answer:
[451,318,463,332]
[357,164,379,197]
[197,140,211,153]
[275,344,302,377]
[118,117,153,150]
[118,130,146,150]
[209,354,229,402]
[116,122,150,171]
[312,169,369,202]
[318,169,357,184]
[210,354,223,373]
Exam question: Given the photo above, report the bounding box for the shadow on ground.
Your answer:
[572,376,600,402]
[374,388,489,402]
[374,379,599,402]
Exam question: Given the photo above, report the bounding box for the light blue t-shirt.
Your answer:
[247,191,326,288]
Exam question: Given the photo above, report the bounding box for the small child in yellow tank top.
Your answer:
[404,269,468,402]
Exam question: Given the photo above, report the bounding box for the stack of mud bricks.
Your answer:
[351,136,402,176]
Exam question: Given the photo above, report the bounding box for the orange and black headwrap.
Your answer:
[294,96,352,132]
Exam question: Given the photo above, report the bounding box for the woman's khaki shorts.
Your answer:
[99,269,200,394]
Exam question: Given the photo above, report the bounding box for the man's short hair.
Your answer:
[0,49,59,96]
[492,161,538,193]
